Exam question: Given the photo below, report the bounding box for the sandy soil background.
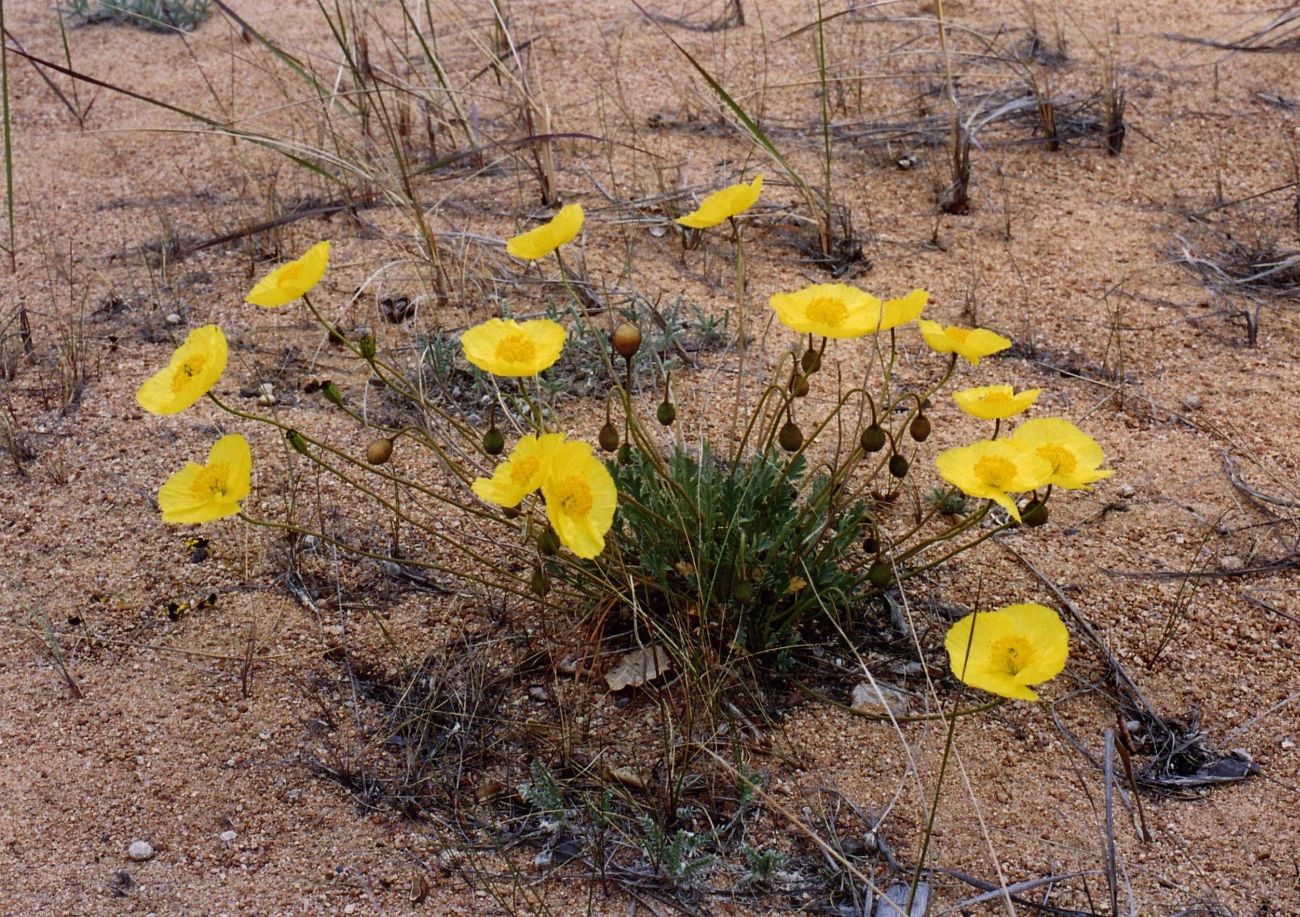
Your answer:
[0,0,1297,914]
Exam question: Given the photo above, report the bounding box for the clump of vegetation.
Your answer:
[60,0,211,32]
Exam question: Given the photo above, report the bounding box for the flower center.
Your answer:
[496,332,538,366]
[990,634,1034,676]
[509,456,541,487]
[277,262,303,287]
[946,327,972,344]
[191,462,229,500]
[805,296,848,328]
[1036,443,1076,475]
[171,354,207,392]
[973,454,1017,489]
[555,475,594,517]
[984,391,1012,408]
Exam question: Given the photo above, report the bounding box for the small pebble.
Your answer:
[1183,394,1201,410]
[128,840,154,862]
[1281,738,1295,750]
[165,312,182,325]
[219,830,237,844]
[1219,554,1243,571]
[528,686,550,702]
[257,382,276,407]
[1118,483,1135,498]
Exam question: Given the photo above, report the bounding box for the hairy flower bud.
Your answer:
[1021,498,1049,527]
[482,427,505,456]
[598,422,620,452]
[536,527,560,556]
[790,374,810,398]
[366,437,393,465]
[611,322,643,359]
[800,349,822,374]
[860,424,887,454]
[657,400,677,426]
[778,421,804,453]
[888,453,910,478]
[285,429,310,455]
[359,334,376,361]
[322,381,344,407]
[868,561,893,589]
[909,412,932,443]
[530,564,550,597]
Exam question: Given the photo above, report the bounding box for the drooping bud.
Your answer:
[598,421,620,452]
[888,454,910,478]
[530,564,551,597]
[860,424,887,454]
[482,427,505,456]
[868,561,893,589]
[286,429,310,455]
[800,349,822,374]
[1021,498,1049,527]
[790,374,810,398]
[536,527,560,556]
[863,535,880,555]
[366,437,394,465]
[611,322,643,359]
[778,421,804,452]
[909,412,932,443]
[657,400,677,426]
[322,381,344,407]
[617,443,633,465]
[359,334,377,361]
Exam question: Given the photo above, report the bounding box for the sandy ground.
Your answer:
[0,0,1298,913]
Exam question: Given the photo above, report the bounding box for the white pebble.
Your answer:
[1117,483,1135,498]
[165,312,182,325]
[220,830,238,843]
[257,382,276,407]
[128,840,155,861]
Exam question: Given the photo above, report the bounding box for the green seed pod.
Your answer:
[285,429,310,456]
[1022,498,1049,527]
[909,412,932,443]
[598,422,620,452]
[860,424,887,454]
[611,322,643,359]
[530,564,550,597]
[778,421,804,452]
[868,561,893,589]
[366,437,394,465]
[657,401,677,426]
[359,334,377,361]
[482,427,505,456]
[322,381,344,407]
[800,349,822,374]
[888,454,910,478]
[536,527,560,556]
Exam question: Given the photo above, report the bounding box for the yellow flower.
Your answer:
[952,384,1041,420]
[471,433,564,508]
[944,602,1069,701]
[541,440,617,559]
[1009,418,1113,490]
[506,204,584,260]
[461,318,566,377]
[769,283,884,339]
[245,241,330,307]
[158,433,252,524]
[877,289,929,332]
[676,175,763,229]
[934,439,1052,522]
[136,325,228,415]
[917,319,1011,366]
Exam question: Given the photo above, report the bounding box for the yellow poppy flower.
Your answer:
[944,602,1069,701]
[952,384,1041,420]
[158,433,252,524]
[917,319,1011,366]
[136,324,228,415]
[769,283,884,339]
[541,440,617,559]
[877,289,929,332]
[461,318,566,377]
[934,439,1053,522]
[1009,418,1113,490]
[676,175,763,229]
[245,241,330,307]
[506,204,584,260]
[471,433,564,508]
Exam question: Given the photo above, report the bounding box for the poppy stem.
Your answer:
[907,698,961,912]
[729,215,746,458]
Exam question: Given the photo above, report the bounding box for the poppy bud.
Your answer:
[860,424,887,453]
[611,322,643,359]
[868,561,893,589]
[1022,498,1049,527]
[617,443,633,465]
[482,427,505,456]
[286,429,310,455]
[530,564,550,597]
[536,527,560,556]
[790,374,810,397]
[863,535,879,555]
[778,421,804,452]
[800,349,821,374]
[359,334,376,361]
[598,422,620,452]
[322,381,344,407]
[733,579,754,603]
[888,454,910,478]
[366,437,393,465]
[909,413,932,443]
[657,401,677,426]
